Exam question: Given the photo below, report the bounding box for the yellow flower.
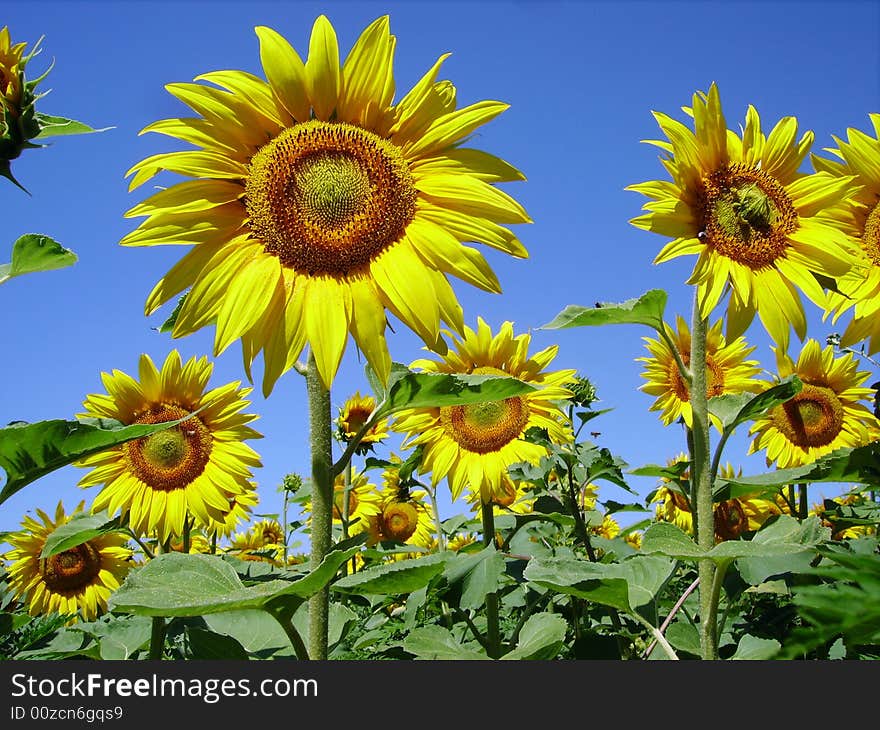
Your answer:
[168,532,212,554]
[810,491,877,540]
[447,533,479,552]
[76,350,262,543]
[817,115,880,354]
[336,391,388,450]
[624,531,643,550]
[465,474,534,516]
[252,519,285,547]
[393,318,575,504]
[638,316,762,429]
[208,486,260,539]
[629,84,858,349]
[0,26,26,112]
[749,340,880,468]
[4,502,132,622]
[122,15,530,393]
[592,514,620,540]
[303,469,382,536]
[227,526,283,565]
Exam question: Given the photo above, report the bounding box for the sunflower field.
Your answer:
[2,5,879,667]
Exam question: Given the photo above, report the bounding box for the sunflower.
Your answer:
[624,531,643,550]
[592,514,621,540]
[810,491,877,540]
[227,526,283,565]
[466,474,534,516]
[447,533,479,552]
[4,502,132,622]
[393,318,575,504]
[168,531,212,554]
[628,84,858,349]
[252,518,286,546]
[208,485,260,539]
[122,15,530,394]
[638,316,762,429]
[336,390,388,451]
[748,339,880,468]
[0,26,26,112]
[303,469,382,536]
[816,115,880,354]
[76,350,262,543]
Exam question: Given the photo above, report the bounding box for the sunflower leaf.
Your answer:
[32,113,111,139]
[708,375,802,437]
[402,625,487,660]
[502,612,568,660]
[331,552,450,595]
[0,233,77,285]
[108,547,359,617]
[540,289,668,333]
[715,442,880,493]
[372,368,537,419]
[0,415,201,506]
[155,293,187,333]
[40,510,126,558]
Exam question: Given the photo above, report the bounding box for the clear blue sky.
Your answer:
[2,0,879,539]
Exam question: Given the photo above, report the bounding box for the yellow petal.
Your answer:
[416,173,531,224]
[338,15,394,128]
[304,276,352,389]
[404,101,509,159]
[406,218,501,292]
[125,180,243,219]
[214,254,283,355]
[255,26,311,122]
[305,15,340,121]
[348,275,391,386]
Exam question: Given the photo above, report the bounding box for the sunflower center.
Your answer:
[341,405,372,436]
[381,502,419,542]
[41,542,102,593]
[714,499,748,541]
[123,404,212,492]
[862,199,880,267]
[245,120,417,276]
[669,353,725,401]
[770,383,845,448]
[441,396,530,454]
[700,164,798,268]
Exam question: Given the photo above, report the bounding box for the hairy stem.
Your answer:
[481,501,502,659]
[306,351,333,660]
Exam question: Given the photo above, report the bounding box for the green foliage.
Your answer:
[541,289,668,332]
[0,233,77,285]
[707,375,802,438]
[332,553,450,596]
[39,511,126,558]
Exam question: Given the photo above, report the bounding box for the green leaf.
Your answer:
[156,293,187,333]
[86,616,152,660]
[443,545,506,611]
[203,610,290,655]
[185,627,249,660]
[664,620,702,657]
[291,601,358,655]
[0,415,201,506]
[541,289,667,332]
[502,613,568,660]
[0,233,76,285]
[373,368,538,420]
[108,548,358,617]
[717,443,880,492]
[708,376,802,436]
[523,555,675,612]
[33,113,111,139]
[730,635,781,660]
[331,552,450,596]
[402,625,487,660]
[40,511,126,558]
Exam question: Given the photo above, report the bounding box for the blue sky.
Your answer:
[2,0,879,540]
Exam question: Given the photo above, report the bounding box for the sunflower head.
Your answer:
[749,340,880,468]
[336,391,388,453]
[123,15,530,394]
[76,350,262,543]
[628,83,859,349]
[638,316,761,429]
[366,463,435,547]
[4,502,133,623]
[393,318,575,503]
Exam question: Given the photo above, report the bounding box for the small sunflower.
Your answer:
[447,533,479,552]
[4,502,132,622]
[393,317,575,504]
[208,486,260,539]
[336,390,388,452]
[76,350,262,543]
[817,115,880,354]
[123,15,530,393]
[810,491,877,540]
[628,84,858,349]
[252,518,286,546]
[0,26,26,112]
[638,316,762,429]
[303,469,382,536]
[168,531,212,554]
[227,526,283,565]
[749,340,880,468]
[624,531,643,550]
[367,481,435,550]
[592,514,621,540]
[465,474,534,516]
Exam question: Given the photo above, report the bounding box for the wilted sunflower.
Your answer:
[123,15,530,393]
[393,318,575,504]
[817,115,880,354]
[629,84,858,349]
[336,390,388,451]
[76,350,262,543]
[638,316,761,429]
[749,340,880,468]
[4,502,132,622]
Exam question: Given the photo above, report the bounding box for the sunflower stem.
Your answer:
[425,482,445,551]
[798,483,808,520]
[341,462,351,578]
[149,617,166,660]
[305,351,333,660]
[689,290,718,660]
[480,501,502,659]
[266,607,310,661]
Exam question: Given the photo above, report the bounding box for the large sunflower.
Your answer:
[4,502,132,622]
[749,339,880,468]
[638,315,762,429]
[817,115,880,353]
[122,15,529,393]
[393,318,575,504]
[628,84,858,349]
[76,350,262,543]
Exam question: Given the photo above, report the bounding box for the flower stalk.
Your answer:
[480,501,502,659]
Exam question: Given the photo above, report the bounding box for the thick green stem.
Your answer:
[267,608,310,661]
[149,617,166,660]
[689,290,717,660]
[798,483,808,520]
[305,352,333,660]
[481,501,502,659]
